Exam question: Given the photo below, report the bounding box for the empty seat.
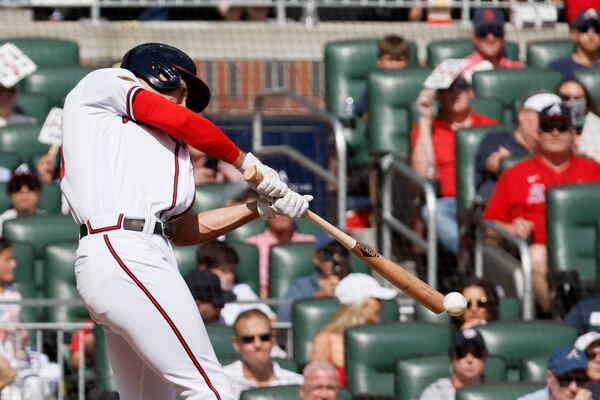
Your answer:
[206,324,237,363]
[0,151,22,174]
[15,92,50,123]
[521,354,549,383]
[240,384,353,400]
[575,68,600,104]
[0,124,50,163]
[21,66,94,108]
[268,243,315,299]
[0,38,79,66]
[456,382,544,400]
[526,40,574,68]
[192,183,233,214]
[427,39,519,67]
[230,241,260,294]
[345,322,452,395]
[226,219,266,242]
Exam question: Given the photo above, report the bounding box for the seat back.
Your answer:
[575,68,600,104]
[521,354,549,383]
[0,124,50,163]
[368,68,432,157]
[230,241,260,294]
[456,382,544,400]
[12,243,37,322]
[206,324,236,362]
[499,154,529,173]
[546,183,600,280]
[240,385,352,400]
[426,39,519,67]
[526,40,574,68]
[268,243,315,299]
[477,321,577,373]
[15,92,50,122]
[93,326,116,391]
[470,98,505,122]
[226,219,266,242]
[0,151,23,174]
[414,296,521,324]
[345,322,452,395]
[22,66,94,107]
[395,354,507,400]
[192,183,233,213]
[173,245,198,277]
[0,38,79,66]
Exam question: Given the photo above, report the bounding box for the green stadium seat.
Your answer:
[414,297,521,325]
[230,241,260,294]
[15,92,50,123]
[0,38,79,66]
[368,68,432,158]
[472,69,563,122]
[206,324,236,363]
[173,245,198,277]
[345,322,452,395]
[295,217,320,235]
[12,242,37,322]
[395,354,507,400]
[268,243,315,299]
[192,183,233,214]
[291,297,399,366]
[455,124,514,211]
[0,151,22,173]
[21,66,93,108]
[457,382,544,400]
[499,154,529,173]
[426,39,520,67]
[526,40,574,68]
[470,98,505,122]
[546,183,600,281]
[226,219,266,242]
[575,69,600,104]
[477,321,577,379]
[521,354,549,383]
[45,243,88,322]
[413,303,451,324]
[0,123,50,163]
[93,325,116,391]
[274,358,299,373]
[240,384,353,400]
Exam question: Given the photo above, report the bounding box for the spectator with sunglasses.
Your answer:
[575,332,600,384]
[462,8,525,80]
[419,329,488,400]
[277,232,350,323]
[517,346,592,400]
[223,309,303,399]
[453,277,499,331]
[484,103,600,315]
[0,173,45,237]
[549,9,600,80]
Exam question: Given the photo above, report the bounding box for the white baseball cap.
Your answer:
[575,331,600,351]
[335,273,397,305]
[522,93,561,113]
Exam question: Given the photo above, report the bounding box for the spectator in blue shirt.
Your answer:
[565,296,600,335]
[277,232,350,322]
[549,8,600,79]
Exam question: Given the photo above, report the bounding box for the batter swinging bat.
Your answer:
[244,166,456,315]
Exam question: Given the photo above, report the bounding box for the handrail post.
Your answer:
[424,184,437,289]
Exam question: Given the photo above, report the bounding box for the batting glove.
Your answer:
[257,192,313,219]
[239,152,288,198]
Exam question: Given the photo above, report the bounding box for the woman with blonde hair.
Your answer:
[308,273,397,386]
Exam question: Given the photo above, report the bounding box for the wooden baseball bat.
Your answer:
[243,166,445,314]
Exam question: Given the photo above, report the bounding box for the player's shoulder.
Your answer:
[83,68,139,84]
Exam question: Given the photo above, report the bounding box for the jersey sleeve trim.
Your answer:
[126,86,143,122]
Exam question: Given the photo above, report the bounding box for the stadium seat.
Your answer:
[426,39,519,67]
[45,243,88,322]
[229,241,260,294]
[206,324,237,363]
[274,358,299,373]
[521,354,549,384]
[291,297,399,365]
[472,69,563,122]
[0,38,79,66]
[21,66,94,108]
[268,243,315,299]
[546,183,600,281]
[395,354,507,400]
[15,92,50,123]
[93,325,116,391]
[192,183,233,214]
[456,382,544,400]
[414,297,521,325]
[0,123,50,164]
[477,321,577,380]
[367,68,432,157]
[240,384,352,400]
[12,242,37,322]
[575,69,600,104]
[470,98,505,123]
[0,151,22,174]
[226,219,266,242]
[499,154,529,173]
[526,40,574,68]
[413,303,451,324]
[295,216,320,235]
[455,124,514,212]
[173,245,198,277]
[345,322,452,395]
[0,182,61,215]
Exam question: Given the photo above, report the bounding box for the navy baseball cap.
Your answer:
[314,231,336,251]
[473,8,505,30]
[548,346,588,375]
[573,8,600,30]
[184,269,236,305]
[451,328,487,351]
[539,103,572,124]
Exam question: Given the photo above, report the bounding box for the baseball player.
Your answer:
[60,43,309,400]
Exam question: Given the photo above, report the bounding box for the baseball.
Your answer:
[443,292,468,317]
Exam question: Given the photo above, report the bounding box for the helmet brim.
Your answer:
[177,66,211,113]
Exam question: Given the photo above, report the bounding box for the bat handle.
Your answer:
[243,165,263,185]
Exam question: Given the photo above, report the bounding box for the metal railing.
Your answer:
[474,220,534,320]
[253,88,347,229]
[381,156,438,289]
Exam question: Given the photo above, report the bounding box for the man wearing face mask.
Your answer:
[277,232,350,323]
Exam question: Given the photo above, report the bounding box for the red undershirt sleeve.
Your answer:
[131,88,240,164]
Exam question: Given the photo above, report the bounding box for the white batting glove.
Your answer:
[239,152,288,198]
[257,192,313,219]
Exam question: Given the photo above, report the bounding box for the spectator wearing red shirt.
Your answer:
[412,76,497,254]
[484,103,600,313]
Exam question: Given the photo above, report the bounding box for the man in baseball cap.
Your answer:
[575,331,600,383]
[184,269,236,324]
[549,8,600,79]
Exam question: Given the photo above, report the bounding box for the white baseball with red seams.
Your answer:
[443,292,468,317]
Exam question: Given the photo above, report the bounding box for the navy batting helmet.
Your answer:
[121,43,210,113]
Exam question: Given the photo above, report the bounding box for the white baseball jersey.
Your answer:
[61,68,233,400]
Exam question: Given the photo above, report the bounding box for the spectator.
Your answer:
[549,8,600,79]
[574,331,600,383]
[354,34,410,119]
[299,360,340,400]
[419,329,488,400]
[517,346,591,400]
[218,0,267,21]
[246,215,315,298]
[453,277,499,331]
[277,232,350,323]
[412,74,497,254]
[564,295,600,334]
[484,103,600,314]
[189,147,242,185]
[0,84,35,128]
[475,93,561,203]
[69,321,94,370]
[556,79,600,162]
[461,8,525,80]
[223,309,303,399]
[196,240,276,326]
[184,269,235,324]
[0,173,45,237]
[309,273,397,386]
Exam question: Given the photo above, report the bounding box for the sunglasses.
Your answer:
[452,345,485,359]
[576,21,600,33]
[586,349,600,361]
[318,248,350,261]
[556,371,589,388]
[475,25,504,38]
[238,333,272,344]
[540,119,572,133]
[466,297,489,308]
[559,94,585,102]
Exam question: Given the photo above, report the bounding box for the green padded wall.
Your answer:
[0,38,79,66]
[526,40,574,68]
[427,39,520,67]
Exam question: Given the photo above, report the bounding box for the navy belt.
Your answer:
[80,218,174,239]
